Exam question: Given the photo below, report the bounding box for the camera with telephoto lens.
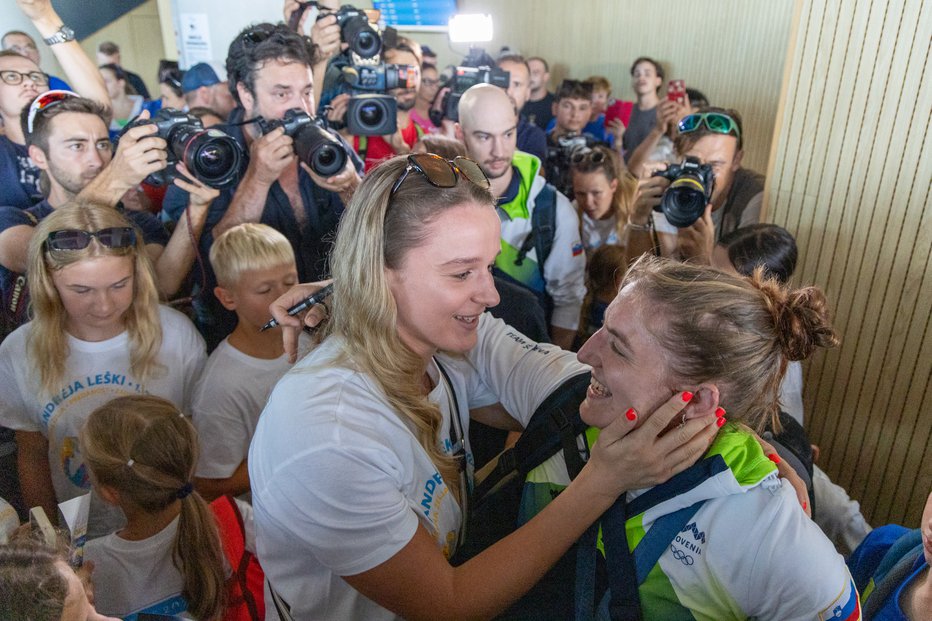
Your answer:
[429,65,510,125]
[257,109,348,177]
[324,4,381,59]
[651,156,715,227]
[340,63,417,135]
[119,108,244,189]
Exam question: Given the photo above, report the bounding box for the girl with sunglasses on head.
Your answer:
[569,145,638,257]
[250,153,718,620]
[0,0,110,209]
[0,202,206,540]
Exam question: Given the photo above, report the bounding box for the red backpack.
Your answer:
[211,495,265,621]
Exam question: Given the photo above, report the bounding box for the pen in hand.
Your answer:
[260,283,334,332]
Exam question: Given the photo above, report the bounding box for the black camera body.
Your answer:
[327,5,381,59]
[343,63,417,92]
[257,109,348,177]
[429,65,510,125]
[652,156,715,227]
[120,108,243,189]
[543,133,592,197]
[337,64,417,136]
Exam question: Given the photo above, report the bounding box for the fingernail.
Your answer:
[681,391,693,402]
[625,408,637,421]
[802,501,808,511]
[716,416,726,428]
[714,407,726,417]
[768,452,781,465]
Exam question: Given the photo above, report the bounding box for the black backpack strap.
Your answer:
[472,371,590,506]
[516,183,557,277]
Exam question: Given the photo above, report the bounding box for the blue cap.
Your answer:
[181,63,220,93]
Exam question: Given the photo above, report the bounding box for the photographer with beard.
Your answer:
[328,36,425,172]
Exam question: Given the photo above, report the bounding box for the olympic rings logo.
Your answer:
[670,544,695,566]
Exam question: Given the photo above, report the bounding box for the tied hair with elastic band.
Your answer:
[746,267,841,362]
[176,482,194,499]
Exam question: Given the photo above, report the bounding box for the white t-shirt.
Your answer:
[85,499,255,620]
[191,337,310,479]
[250,313,587,620]
[578,210,622,254]
[0,306,206,538]
[779,360,804,425]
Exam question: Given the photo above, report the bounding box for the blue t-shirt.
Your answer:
[517,116,547,165]
[0,136,43,209]
[848,524,928,621]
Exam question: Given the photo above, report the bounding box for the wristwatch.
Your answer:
[43,25,75,46]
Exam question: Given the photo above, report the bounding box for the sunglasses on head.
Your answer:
[570,148,607,166]
[45,227,137,253]
[26,90,78,134]
[677,112,741,139]
[242,27,274,46]
[390,153,490,197]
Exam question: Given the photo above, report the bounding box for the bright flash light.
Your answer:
[448,14,493,43]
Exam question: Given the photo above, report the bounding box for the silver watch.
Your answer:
[43,25,75,46]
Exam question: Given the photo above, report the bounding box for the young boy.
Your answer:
[544,79,602,196]
[191,223,307,500]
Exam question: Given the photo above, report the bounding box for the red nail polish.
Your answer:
[803,501,808,511]
[681,391,694,402]
[716,416,726,428]
[714,407,726,417]
[625,408,637,421]
[768,453,781,465]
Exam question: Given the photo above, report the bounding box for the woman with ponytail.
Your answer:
[81,395,229,620]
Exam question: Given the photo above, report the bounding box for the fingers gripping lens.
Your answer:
[45,227,137,252]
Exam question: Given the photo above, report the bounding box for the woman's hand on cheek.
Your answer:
[587,391,720,500]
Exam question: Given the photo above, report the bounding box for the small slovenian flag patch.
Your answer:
[572,243,584,257]
[819,579,861,621]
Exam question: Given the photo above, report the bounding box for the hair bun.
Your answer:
[750,269,840,361]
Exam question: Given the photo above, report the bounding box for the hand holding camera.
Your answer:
[248,126,296,187]
[256,109,349,178]
[651,156,715,227]
[109,110,169,189]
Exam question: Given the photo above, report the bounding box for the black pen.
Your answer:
[260,283,334,331]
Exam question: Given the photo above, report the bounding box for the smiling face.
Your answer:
[386,202,501,360]
[51,254,135,341]
[573,169,618,221]
[577,283,678,430]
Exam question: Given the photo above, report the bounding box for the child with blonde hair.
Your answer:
[0,202,205,539]
[192,223,307,501]
[82,395,261,619]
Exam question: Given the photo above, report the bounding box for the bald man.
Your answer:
[456,84,585,349]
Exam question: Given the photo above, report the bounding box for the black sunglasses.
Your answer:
[390,153,490,196]
[570,148,607,166]
[45,227,137,252]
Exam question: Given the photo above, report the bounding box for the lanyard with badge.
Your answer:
[435,360,470,547]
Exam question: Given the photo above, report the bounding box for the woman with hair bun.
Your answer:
[513,255,858,620]
[0,202,205,540]
[250,153,719,620]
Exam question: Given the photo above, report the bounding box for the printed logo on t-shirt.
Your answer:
[16,152,41,197]
[61,436,89,488]
[42,372,145,425]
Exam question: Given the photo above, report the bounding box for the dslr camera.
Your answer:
[257,109,348,177]
[429,65,510,125]
[324,4,381,59]
[652,156,715,227]
[120,108,243,189]
[544,133,592,197]
[339,63,418,135]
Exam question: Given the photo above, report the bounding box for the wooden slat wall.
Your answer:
[458,0,796,172]
[767,0,932,525]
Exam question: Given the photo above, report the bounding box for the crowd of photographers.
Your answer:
[0,0,898,618]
